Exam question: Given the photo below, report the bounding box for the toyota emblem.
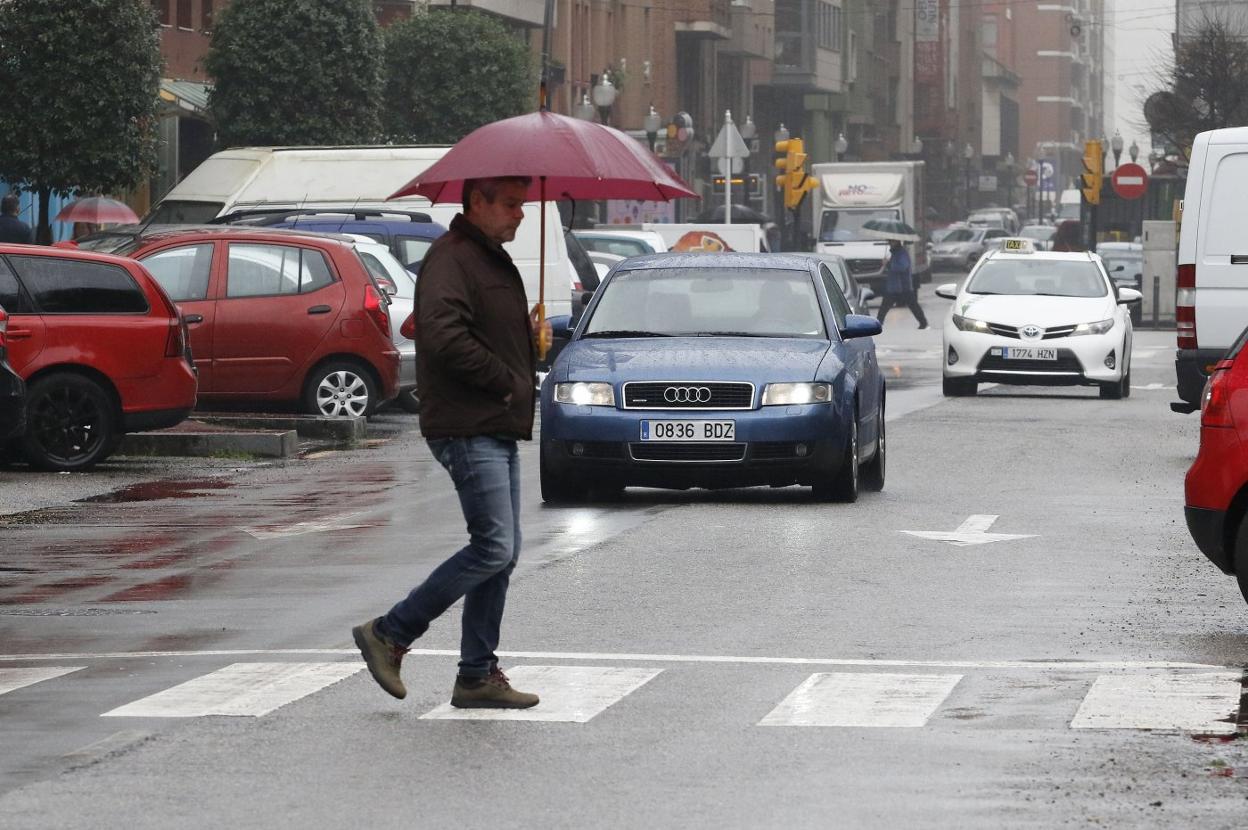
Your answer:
[1021,325,1042,339]
[664,386,712,404]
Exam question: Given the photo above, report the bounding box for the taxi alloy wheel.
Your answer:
[305,361,377,418]
[22,374,115,472]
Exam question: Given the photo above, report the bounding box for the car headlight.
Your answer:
[951,314,992,334]
[761,382,832,406]
[1071,318,1114,337]
[554,382,615,406]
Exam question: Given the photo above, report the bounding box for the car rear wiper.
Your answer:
[580,329,672,338]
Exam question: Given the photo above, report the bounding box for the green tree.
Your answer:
[1145,15,1248,163]
[206,0,383,148]
[382,10,534,144]
[0,0,161,243]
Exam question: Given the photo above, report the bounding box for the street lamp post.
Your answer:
[1111,130,1124,169]
[1129,139,1140,164]
[774,124,790,244]
[591,71,616,125]
[834,132,849,162]
[643,105,662,152]
[963,142,974,213]
[910,136,923,158]
[1002,152,1015,213]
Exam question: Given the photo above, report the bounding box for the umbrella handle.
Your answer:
[532,302,551,361]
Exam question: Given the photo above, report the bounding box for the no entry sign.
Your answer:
[1111,163,1149,200]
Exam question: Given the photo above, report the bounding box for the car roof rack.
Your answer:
[210,207,434,226]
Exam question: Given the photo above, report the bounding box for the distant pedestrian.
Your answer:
[876,239,928,329]
[1050,220,1083,252]
[353,175,545,710]
[0,194,33,244]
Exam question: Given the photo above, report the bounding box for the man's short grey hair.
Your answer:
[462,176,533,214]
[1,194,19,216]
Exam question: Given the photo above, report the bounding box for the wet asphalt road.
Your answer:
[1,290,1247,828]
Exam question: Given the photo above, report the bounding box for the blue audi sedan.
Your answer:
[539,253,885,502]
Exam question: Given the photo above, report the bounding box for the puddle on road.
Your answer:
[78,479,234,504]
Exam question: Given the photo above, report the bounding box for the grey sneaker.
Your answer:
[450,668,539,709]
[352,618,408,700]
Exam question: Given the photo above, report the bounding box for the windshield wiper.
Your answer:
[581,329,672,339]
[687,331,775,337]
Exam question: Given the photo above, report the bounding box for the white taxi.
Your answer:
[934,238,1142,398]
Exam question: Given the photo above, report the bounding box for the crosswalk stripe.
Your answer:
[0,666,84,696]
[759,672,964,728]
[100,662,362,718]
[1070,672,1243,733]
[420,665,662,723]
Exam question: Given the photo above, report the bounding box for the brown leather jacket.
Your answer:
[414,214,536,440]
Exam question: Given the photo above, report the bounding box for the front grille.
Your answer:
[622,381,754,410]
[751,442,810,460]
[1042,325,1078,339]
[564,441,624,459]
[629,443,747,462]
[978,349,1084,374]
[987,323,1020,339]
[846,259,884,276]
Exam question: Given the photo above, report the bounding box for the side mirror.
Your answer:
[861,288,876,303]
[1112,264,1125,272]
[1117,287,1143,305]
[842,314,882,339]
[934,282,959,300]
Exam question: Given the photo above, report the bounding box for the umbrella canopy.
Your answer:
[389,110,697,203]
[860,218,920,243]
[54,197,139,225]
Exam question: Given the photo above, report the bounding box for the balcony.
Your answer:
[675,0,732,40]
[771,30,842,93]
[723,0,774,60]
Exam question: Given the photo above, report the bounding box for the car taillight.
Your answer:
[1201,358,1236,428]
[364,285,390,337]
[0,308,7,354]
[164,317,186,358]
[1176,263,1197,350]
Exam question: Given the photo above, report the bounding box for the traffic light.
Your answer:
[774,137,819,210]
[1081,139,1103,206]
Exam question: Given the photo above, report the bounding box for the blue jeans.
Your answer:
[377,436,521,678]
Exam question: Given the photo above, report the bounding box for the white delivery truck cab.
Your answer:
[147,145,582,319]
[809,161,927,293]
[1173,127,1248,412]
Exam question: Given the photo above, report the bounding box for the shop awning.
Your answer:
[159,79,211,115]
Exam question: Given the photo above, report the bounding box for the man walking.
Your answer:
[353,175,542,709]
[876,239,928,329]
[0,194,33,244]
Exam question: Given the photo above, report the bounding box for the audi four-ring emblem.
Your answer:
[664,386,712,403]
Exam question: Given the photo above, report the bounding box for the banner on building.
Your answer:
[916,0,940,42]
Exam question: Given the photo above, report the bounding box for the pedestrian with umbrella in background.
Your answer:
[863,218,928,329]
[0,194,33,244]
[351,110,696,709]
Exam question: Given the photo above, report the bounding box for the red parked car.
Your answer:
[0,245,197,471]
[1185,324,1248,604]
[120,228,399,416]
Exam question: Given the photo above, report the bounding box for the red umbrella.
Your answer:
[389,111,697,355]
[54,196,139,225]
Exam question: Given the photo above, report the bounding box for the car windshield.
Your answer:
[941,229,981,243]
[968,259,1108,297]
[819,208,899,243]
[583,267,826,339]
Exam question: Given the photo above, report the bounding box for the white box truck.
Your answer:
[145,145,583,320]
[809,160,928,293]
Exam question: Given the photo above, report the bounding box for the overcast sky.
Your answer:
[1110,0,1175,154]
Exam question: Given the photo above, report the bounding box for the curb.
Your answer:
[192,414,366,445]
[120,430,298,459]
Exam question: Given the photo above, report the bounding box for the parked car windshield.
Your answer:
[583,267,826,339]
[145,200,224,225]
[968,259,1108,297]
[818,208,900,243]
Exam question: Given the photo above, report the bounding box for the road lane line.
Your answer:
[759,672,962,728]
[101,662,362,718]
[0,649,1225,671]
[420,665,661,723]
[1070,672,1243,733]
[0,666,83,696]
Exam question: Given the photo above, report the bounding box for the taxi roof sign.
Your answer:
[998,237,1035,253]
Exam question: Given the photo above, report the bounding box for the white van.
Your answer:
[147,146,583,319]
[1173,127,1248,412]
[1056,189,1081,221]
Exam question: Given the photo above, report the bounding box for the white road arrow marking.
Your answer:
[901,514,1036,547]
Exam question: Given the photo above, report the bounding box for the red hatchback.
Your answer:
[0,245,197,471]
[1185,324,1248,604]
[122,228,399,416]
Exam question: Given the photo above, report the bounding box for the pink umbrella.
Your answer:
[54,196,140,225]
[389,111,697,354]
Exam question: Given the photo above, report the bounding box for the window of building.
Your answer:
[815,2,843,51]
[176,0,192,30]
[151,0,169,26]
[202,0,214,32]
[982,15,998,57]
